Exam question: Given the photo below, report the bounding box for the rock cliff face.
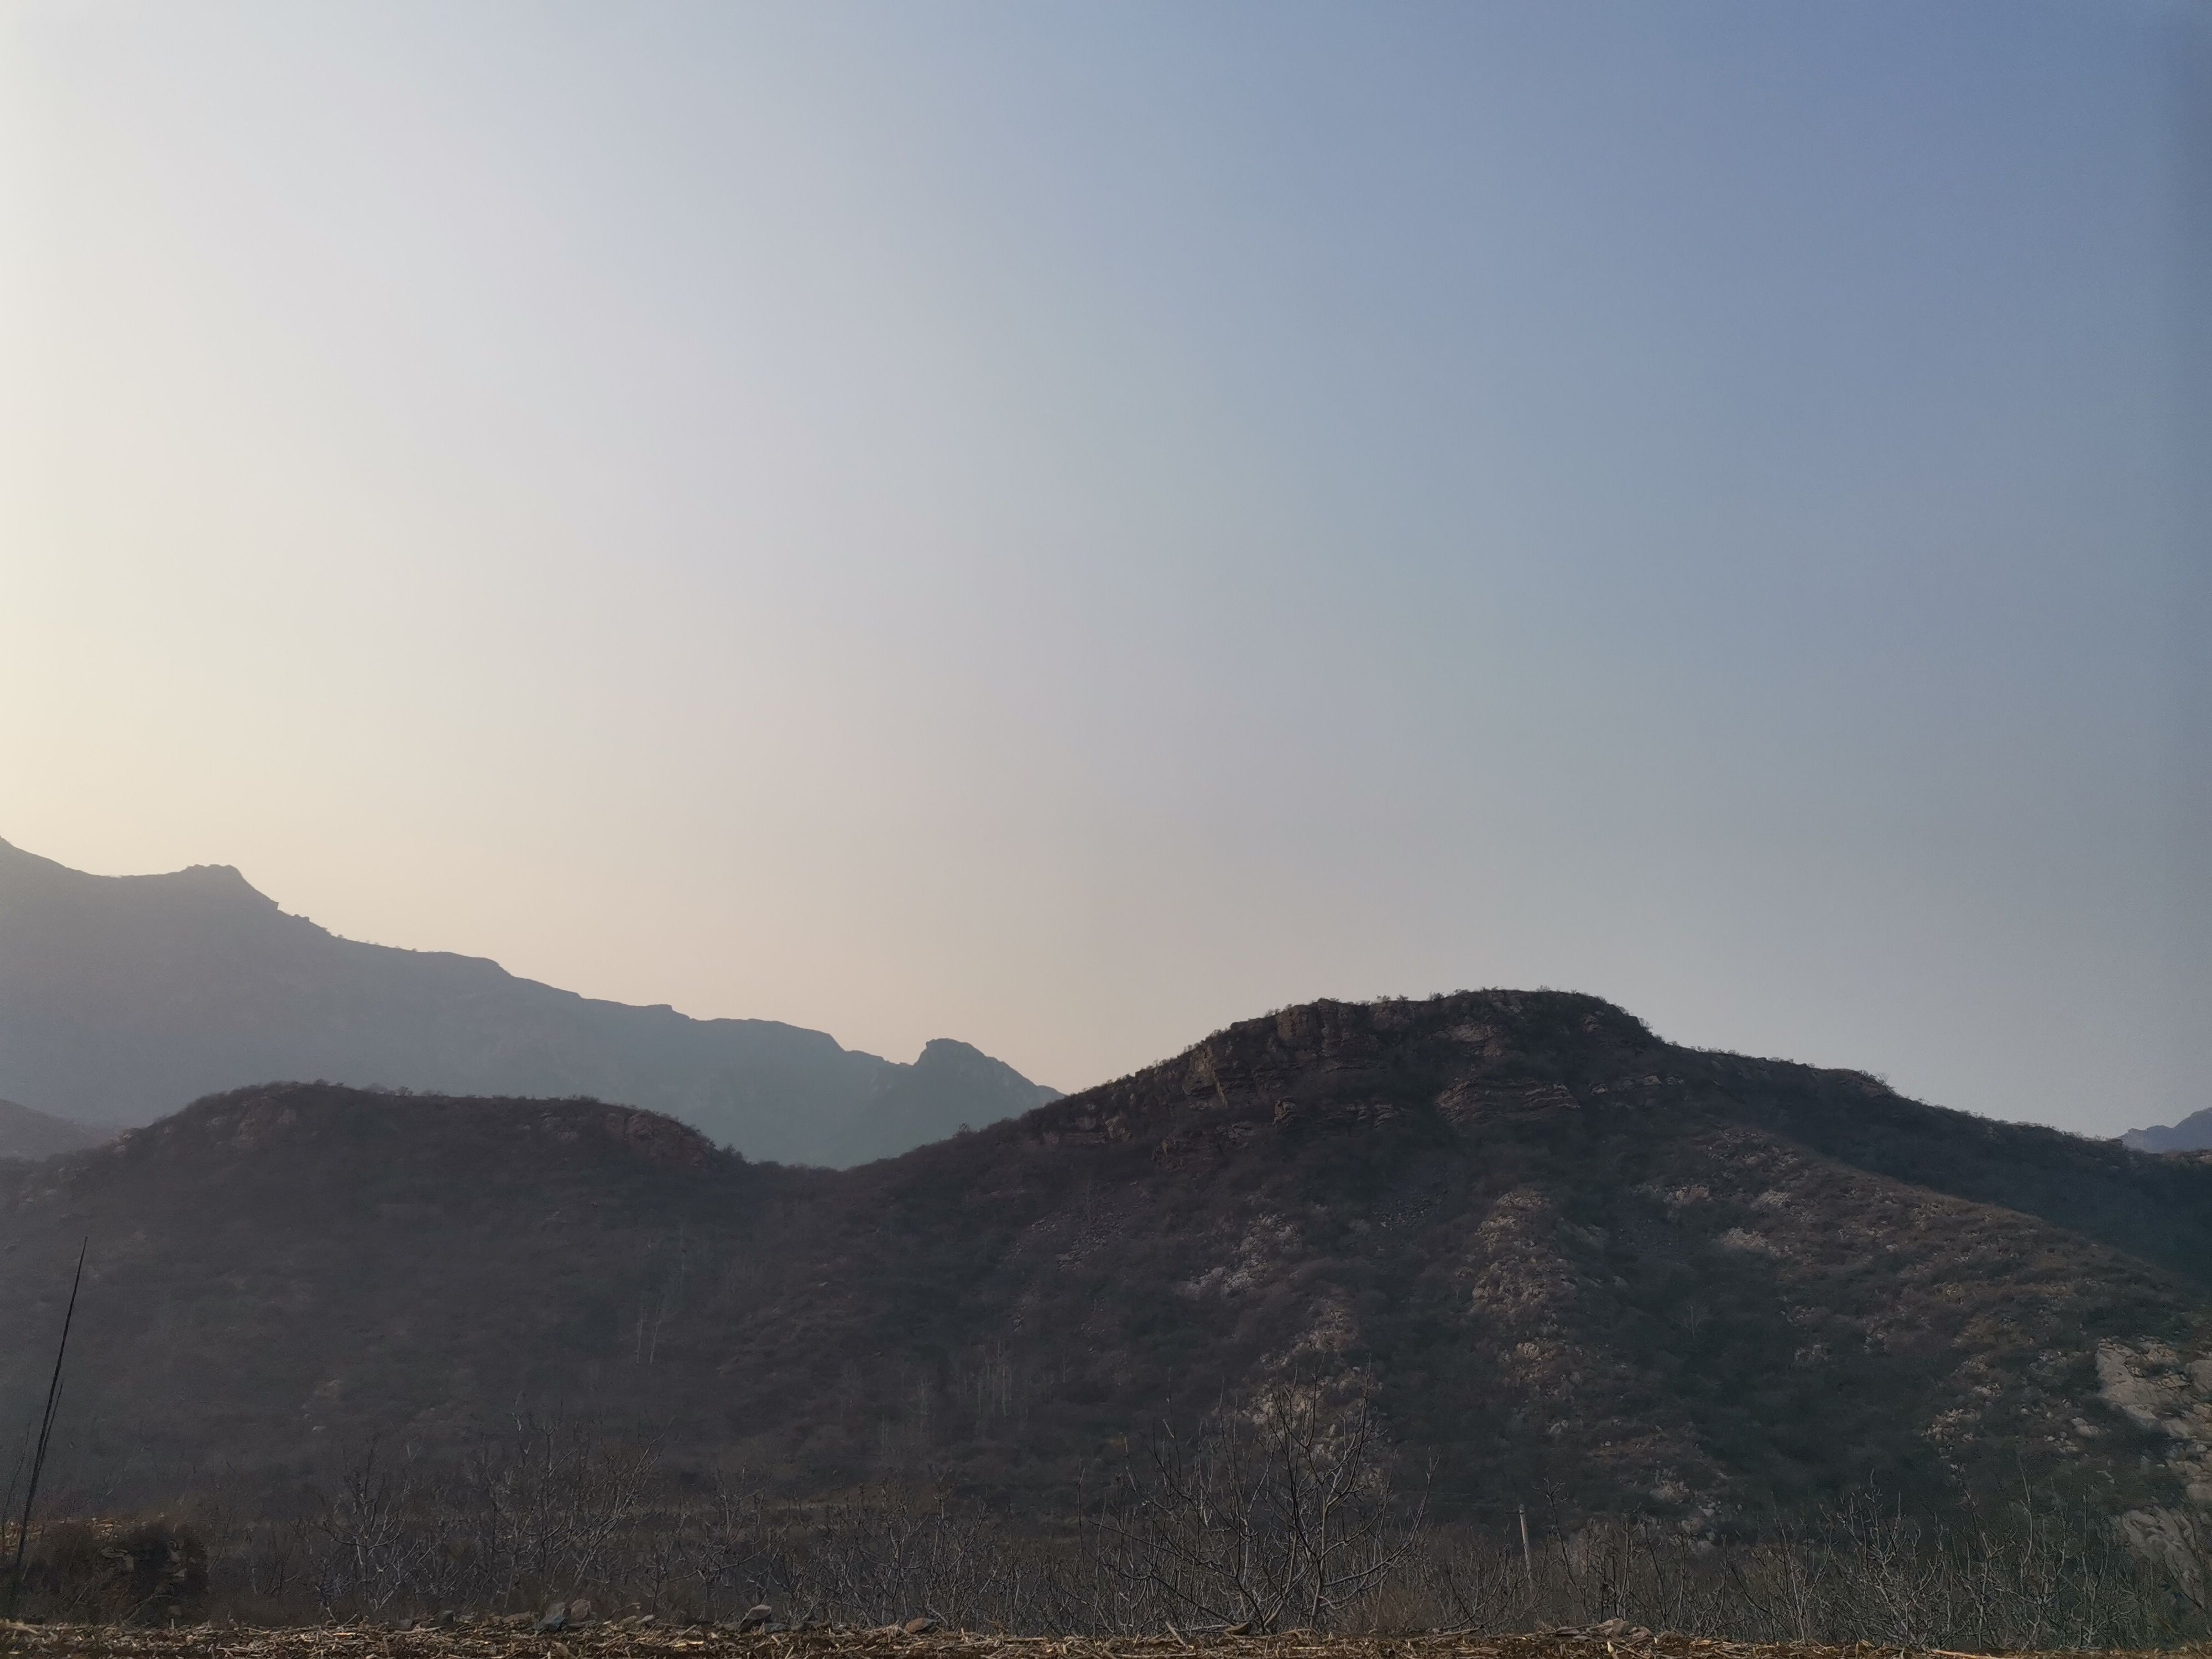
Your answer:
[0,836,1055,1162]
[2099,1342,2212,1505]
[3,990,2210,1532]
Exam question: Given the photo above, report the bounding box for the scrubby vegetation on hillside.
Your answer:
[4,1402,2207,1647]
[7,992,2212,1580]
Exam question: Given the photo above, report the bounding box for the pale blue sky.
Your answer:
[1,2,2203,1134]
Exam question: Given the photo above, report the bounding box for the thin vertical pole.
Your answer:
[3,1239,87,1621]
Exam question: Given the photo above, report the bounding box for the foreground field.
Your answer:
[0,1627,2174,1659]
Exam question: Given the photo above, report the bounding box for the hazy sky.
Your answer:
[2,2,2204,1135]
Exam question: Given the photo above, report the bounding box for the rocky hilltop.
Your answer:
[4,990,2211,1535]
[0,836,1055,1163]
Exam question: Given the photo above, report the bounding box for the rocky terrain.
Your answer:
[0,836,1054,1164]
[4,990,2212,1539]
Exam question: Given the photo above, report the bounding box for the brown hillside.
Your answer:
[715,992,2212,1525]
[4,991,2211,1533]
[0,1086,800,1485]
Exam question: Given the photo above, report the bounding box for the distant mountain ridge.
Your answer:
[2124,1110,2212,1154]
[0,1095,106,1160]
[0,836,1056,1164]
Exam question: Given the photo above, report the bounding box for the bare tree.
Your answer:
[1089,1383,1424,1632]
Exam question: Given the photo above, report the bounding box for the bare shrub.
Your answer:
[1086,1384,1422,1632]
[1416,1493,2205,1650]
[300,1421,655,1615]
[6,1408,2209,1645]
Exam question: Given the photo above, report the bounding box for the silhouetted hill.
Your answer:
[6,991,2212,1535]
[0,1095,105,1160]
[0,836,1055,1162]
[2125,1109,2212,1154]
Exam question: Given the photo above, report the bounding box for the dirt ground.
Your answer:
[0,1625,2182,1659]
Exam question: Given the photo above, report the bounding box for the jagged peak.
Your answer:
[914,1036,990,1063]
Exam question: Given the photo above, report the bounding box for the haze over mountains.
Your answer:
[0,1094,106,1160]
[0,836,1056,1166]
[8,988,2212,1533]
[8,833,2211,1533]
[2125,1112,2212,1155]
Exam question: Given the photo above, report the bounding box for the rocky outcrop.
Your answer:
[2099,1342,2212,1505]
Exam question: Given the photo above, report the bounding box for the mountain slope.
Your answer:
[5,991,2211,1533]
[725,993,2212,1522]
[0,836,1055,1162]
[0,1096,105,1160]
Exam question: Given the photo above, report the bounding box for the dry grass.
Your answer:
[0,1623,2198,1659]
